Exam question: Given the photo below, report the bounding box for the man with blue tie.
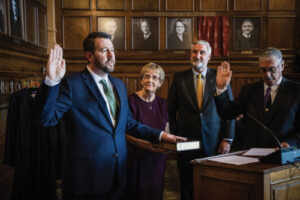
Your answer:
[215,47,300,149]
[37,32,185,200]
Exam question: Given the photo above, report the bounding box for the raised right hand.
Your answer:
[216,61,232,90]
[46,44,66,82]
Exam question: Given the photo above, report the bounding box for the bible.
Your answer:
[154,140,200,152]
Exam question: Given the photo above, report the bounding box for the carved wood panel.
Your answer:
[166,0,193,11]
[267,17,296,49]
[200,0,228,11]
[62,0,90,9]
[25,0,37,44]
[63,16,91,49]
[268,0,296,10]
[234,0,261,11]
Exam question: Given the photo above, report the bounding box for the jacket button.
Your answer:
[112,153,119,158]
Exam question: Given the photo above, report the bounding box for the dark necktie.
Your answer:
[100,79,117,119]
[264,87,271,111]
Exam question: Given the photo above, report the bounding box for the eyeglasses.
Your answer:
[143,74,160,81]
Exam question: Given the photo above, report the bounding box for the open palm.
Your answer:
[46,44,66,82]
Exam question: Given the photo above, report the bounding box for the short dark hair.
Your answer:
[83,32,111,53]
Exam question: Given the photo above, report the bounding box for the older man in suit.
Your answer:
[168,40,235,200]
[215,47,300,149]
[37,32,184,200]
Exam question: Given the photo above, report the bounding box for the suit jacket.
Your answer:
[37,68,161,195]
[133,33,158,50]
[168,68,235,159]
[215,78,300,148]
[167,33,191,50]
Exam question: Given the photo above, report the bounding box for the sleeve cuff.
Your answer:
[159,131,163,141]
[215,86,228,96]
[44,76,61,86]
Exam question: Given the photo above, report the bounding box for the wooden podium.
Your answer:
[191,151,300,200]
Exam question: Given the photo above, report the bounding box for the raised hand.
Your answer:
[46,44,66,82]
[216,61,232,90]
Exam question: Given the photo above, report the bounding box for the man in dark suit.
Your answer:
[168,40,235,200]
[215,47,300,149]
[133,19,158,51]
[37,32,185,200]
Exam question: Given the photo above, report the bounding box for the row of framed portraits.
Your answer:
[98,17,261,51]
[0,0,47,46]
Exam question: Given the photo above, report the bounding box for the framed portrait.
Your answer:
[9,0,23,38]
[166,17,192,50]
[97,0,125,10]
[132,17,159,51]
[0,0,6,33]
[97,17,125,50]
[132,0,159,11]
[233,17,261,50]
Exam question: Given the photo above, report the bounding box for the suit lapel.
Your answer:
[183,69,199,111]
[265,78,287,124]
[108,75,122,125]
[202,69,215,110]
[81,69,113,126]
[252,82,265,122]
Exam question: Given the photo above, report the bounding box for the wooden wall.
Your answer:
[0,0,299,198]
[55,0,300,100]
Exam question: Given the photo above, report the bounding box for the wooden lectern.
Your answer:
[191,151,300,200]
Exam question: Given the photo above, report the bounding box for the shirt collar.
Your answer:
[87,65,109,84]
[264,77,282,91]
[192,67,207,79]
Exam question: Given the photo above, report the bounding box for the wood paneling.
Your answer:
[25,0,37,44]
[96,0,125,10]
[63,0,90,9]
[268,0,296,10]
[166,0,193,11]
[132,0,159,11]
[234,0,261,11]
[267,17,296,49]
[200,0,228,11]
[63,16,91,50]
[38,10,47,47]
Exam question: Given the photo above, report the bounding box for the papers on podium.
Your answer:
[154,140,200,152]
[208,155,259,165]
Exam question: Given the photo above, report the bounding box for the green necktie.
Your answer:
[100,79,117,119]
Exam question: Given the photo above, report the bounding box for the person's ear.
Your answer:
[85,52,93,63]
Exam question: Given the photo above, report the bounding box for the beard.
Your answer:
[192,60,205,71]
[94,58,115,73]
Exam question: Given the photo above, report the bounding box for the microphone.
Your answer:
[246,113,282,149]
[246,113,300,164]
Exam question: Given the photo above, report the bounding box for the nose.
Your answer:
[107,49,113,57]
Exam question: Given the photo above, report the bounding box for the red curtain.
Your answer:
[198,16,229,57]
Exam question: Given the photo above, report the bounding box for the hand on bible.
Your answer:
[161,132,187,143]
[46,44,66,82]
[216,61,232,90]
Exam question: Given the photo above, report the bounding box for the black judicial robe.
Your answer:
[4,88,65,200]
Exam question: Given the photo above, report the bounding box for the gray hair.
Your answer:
[139,63,165,83]
[191,40,212,55]
[259,47,282,62]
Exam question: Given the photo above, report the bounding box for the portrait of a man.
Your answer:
[132,18,159,51]
[233,18,260,50]
[166,18,192,50]
[0,0,6,32]
[98,17,125,50]
[10,0,22,38]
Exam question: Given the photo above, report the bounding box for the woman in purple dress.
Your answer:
[125,63,169,200]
